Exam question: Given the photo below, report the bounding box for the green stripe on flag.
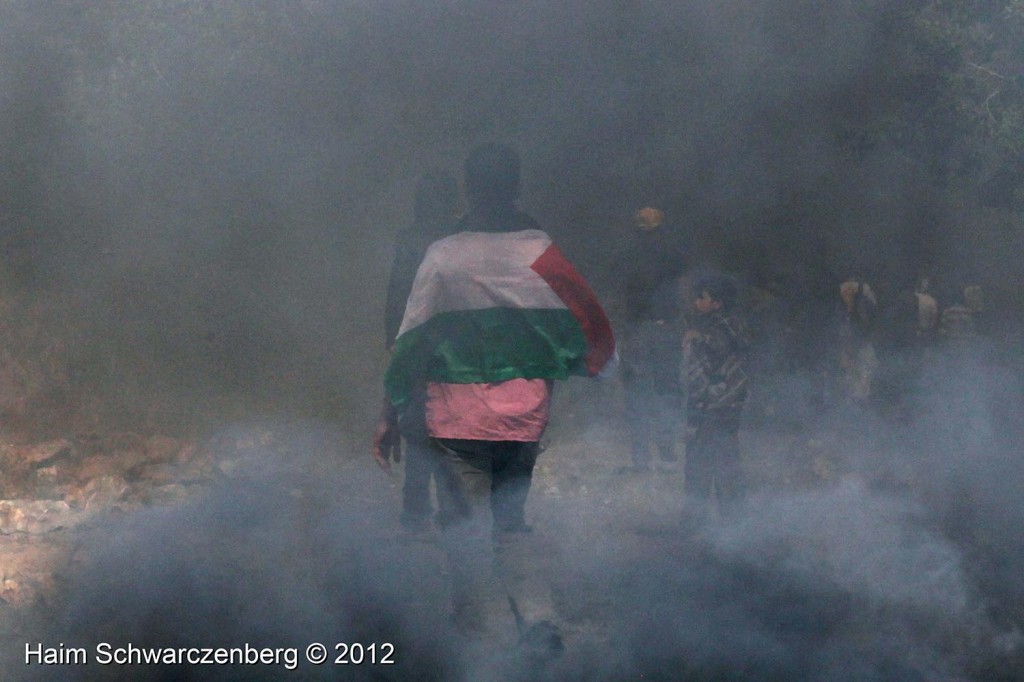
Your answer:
[385,307,588,410]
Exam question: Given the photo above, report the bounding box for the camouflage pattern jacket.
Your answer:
[686,311,750,414]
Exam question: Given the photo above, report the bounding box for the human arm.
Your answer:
[371,398,401,473]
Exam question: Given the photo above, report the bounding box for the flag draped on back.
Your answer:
[385,229,615,410]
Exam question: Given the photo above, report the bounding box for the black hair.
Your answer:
[694,272,739,312]
[463,142,520,206]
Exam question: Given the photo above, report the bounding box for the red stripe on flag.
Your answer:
[530,243,615,375]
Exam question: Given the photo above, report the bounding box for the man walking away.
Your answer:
[374,144,617,659]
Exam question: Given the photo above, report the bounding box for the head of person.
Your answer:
[839,276,863,312]
[916,271,931,294]
[463,142,521,210]
[693,272,738,315]
[633,207,664,232]
[963,284,983,312]
[413,169,459,225]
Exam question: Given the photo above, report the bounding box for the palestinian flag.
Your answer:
[386,229,616,410]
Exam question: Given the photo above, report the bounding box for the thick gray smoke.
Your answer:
[3,0,1017,425]
[2,1,1023,680]
[11,406,1021,681]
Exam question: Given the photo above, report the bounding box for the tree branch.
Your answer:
[983,89,1001,122]
[967,61,1009,80]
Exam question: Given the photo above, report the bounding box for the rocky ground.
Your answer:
[0,376,1020,680]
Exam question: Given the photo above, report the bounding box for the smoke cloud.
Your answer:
[1,1,1022,680]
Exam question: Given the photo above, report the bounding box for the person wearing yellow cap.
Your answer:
[634,206,664,231]
[619,206,688,472]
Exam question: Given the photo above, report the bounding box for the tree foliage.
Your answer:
[1,0,1023,427]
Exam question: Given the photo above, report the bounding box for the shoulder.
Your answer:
[420,229,555,281]
[429,228,551,251]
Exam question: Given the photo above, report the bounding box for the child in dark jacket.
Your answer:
[683,272,749,524]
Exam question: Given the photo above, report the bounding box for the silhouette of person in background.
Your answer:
[380,170,460,533]
[619,206,687,472]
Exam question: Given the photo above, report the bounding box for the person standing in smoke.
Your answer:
[742,270,792,425]
[940,281,983,344]
[682,272,749,525]
[619,206,687,472]
[373,143,617,654]
[928,279,993,465]
[874,273,939,421]
[378,170,460,533]
[837,276,879,404]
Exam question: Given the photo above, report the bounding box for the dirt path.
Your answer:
[0,405,1020,680]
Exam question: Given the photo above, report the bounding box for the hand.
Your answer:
[372,402,401,473]
[683,330,700,354]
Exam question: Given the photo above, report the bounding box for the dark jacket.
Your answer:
[686,311,750,414]
[622,227,688,325]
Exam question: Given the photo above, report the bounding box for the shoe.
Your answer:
[656,460,680,474]
[518,620,564,662]
[494,520,533,533]
[396,517,436,544]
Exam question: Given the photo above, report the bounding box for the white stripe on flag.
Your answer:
[397,230,567,336]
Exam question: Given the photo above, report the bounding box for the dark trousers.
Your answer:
[432,438,539,532]
[622,321,682,465]
[684,408,744,519]
[430,438,551,636]
[400,436,440,527]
